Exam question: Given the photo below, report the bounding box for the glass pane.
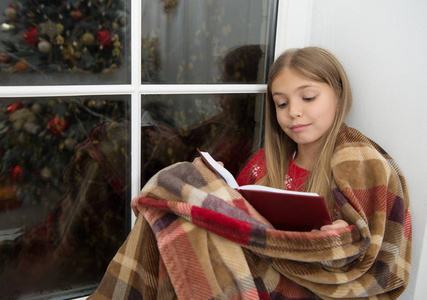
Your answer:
[142,0,277,83]
[141,94,264,184]
[0,96,131,298]
[0,0,130,85]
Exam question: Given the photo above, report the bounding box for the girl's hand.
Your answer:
[312,219,348,232]
[193,157,224,167]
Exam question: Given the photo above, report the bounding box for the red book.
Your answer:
[197,149,332,231]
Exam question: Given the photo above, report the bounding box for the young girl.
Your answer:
[236,46,408,230]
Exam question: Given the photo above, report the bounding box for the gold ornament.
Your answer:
[40,167,52,181]
[5,7,18,21]
[81,32,95,46]
[56,34,64,45]
[61,43,77,65]
[14,61,28,72]
[64,137,77,150]
[39,20,64,40]
[113,34,121,57]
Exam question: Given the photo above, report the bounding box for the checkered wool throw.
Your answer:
[90,125,411,299]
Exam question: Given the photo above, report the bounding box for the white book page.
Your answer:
[199,151,239,189]
[238,185,319,196]
[199,150,319,197]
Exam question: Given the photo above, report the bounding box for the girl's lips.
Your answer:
[290,124,311,132]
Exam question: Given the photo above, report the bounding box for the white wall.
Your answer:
[277,0,427,298]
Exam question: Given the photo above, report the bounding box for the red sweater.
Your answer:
[236,149,309,191]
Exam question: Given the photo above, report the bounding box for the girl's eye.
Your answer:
[303,96,316,101]
[276,102,288,108]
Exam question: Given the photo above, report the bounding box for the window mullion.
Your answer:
[139,84,267,95]
[0,85,134,98]
[130,0,142,227]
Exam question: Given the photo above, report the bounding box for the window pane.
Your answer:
[0,96,131,298]
[0,1,130,86]
[141,94,264,184]
[142,0,277,83]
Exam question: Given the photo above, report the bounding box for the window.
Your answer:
[0,0,277,298]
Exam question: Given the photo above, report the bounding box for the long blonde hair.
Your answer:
[258,47,353,213]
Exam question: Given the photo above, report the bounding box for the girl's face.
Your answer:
[271,68,338,153]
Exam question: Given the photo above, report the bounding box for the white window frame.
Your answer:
[275,0,313,57]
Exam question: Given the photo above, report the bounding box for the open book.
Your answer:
[197,149,332,231]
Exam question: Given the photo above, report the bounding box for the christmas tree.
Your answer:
[0,0,127,74]
[0,96,129,210]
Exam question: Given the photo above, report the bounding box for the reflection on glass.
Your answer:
[142,0,277,83]
[141,43,267,182]
[0,96,130,298]
[141,93,263,184]
[0,0,130,85]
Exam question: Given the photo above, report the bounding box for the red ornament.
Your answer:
[97,29,113,47]
[6,103,23,115]
[9,165,23,183]
[47,116,69,136]
[0,53,10,64]
[70,9,82,20]
[24,27,40,47]
[7,103,23,114]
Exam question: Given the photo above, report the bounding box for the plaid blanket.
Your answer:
[90,126,411,299]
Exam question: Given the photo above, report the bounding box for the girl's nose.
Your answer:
[288,102,302,118]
